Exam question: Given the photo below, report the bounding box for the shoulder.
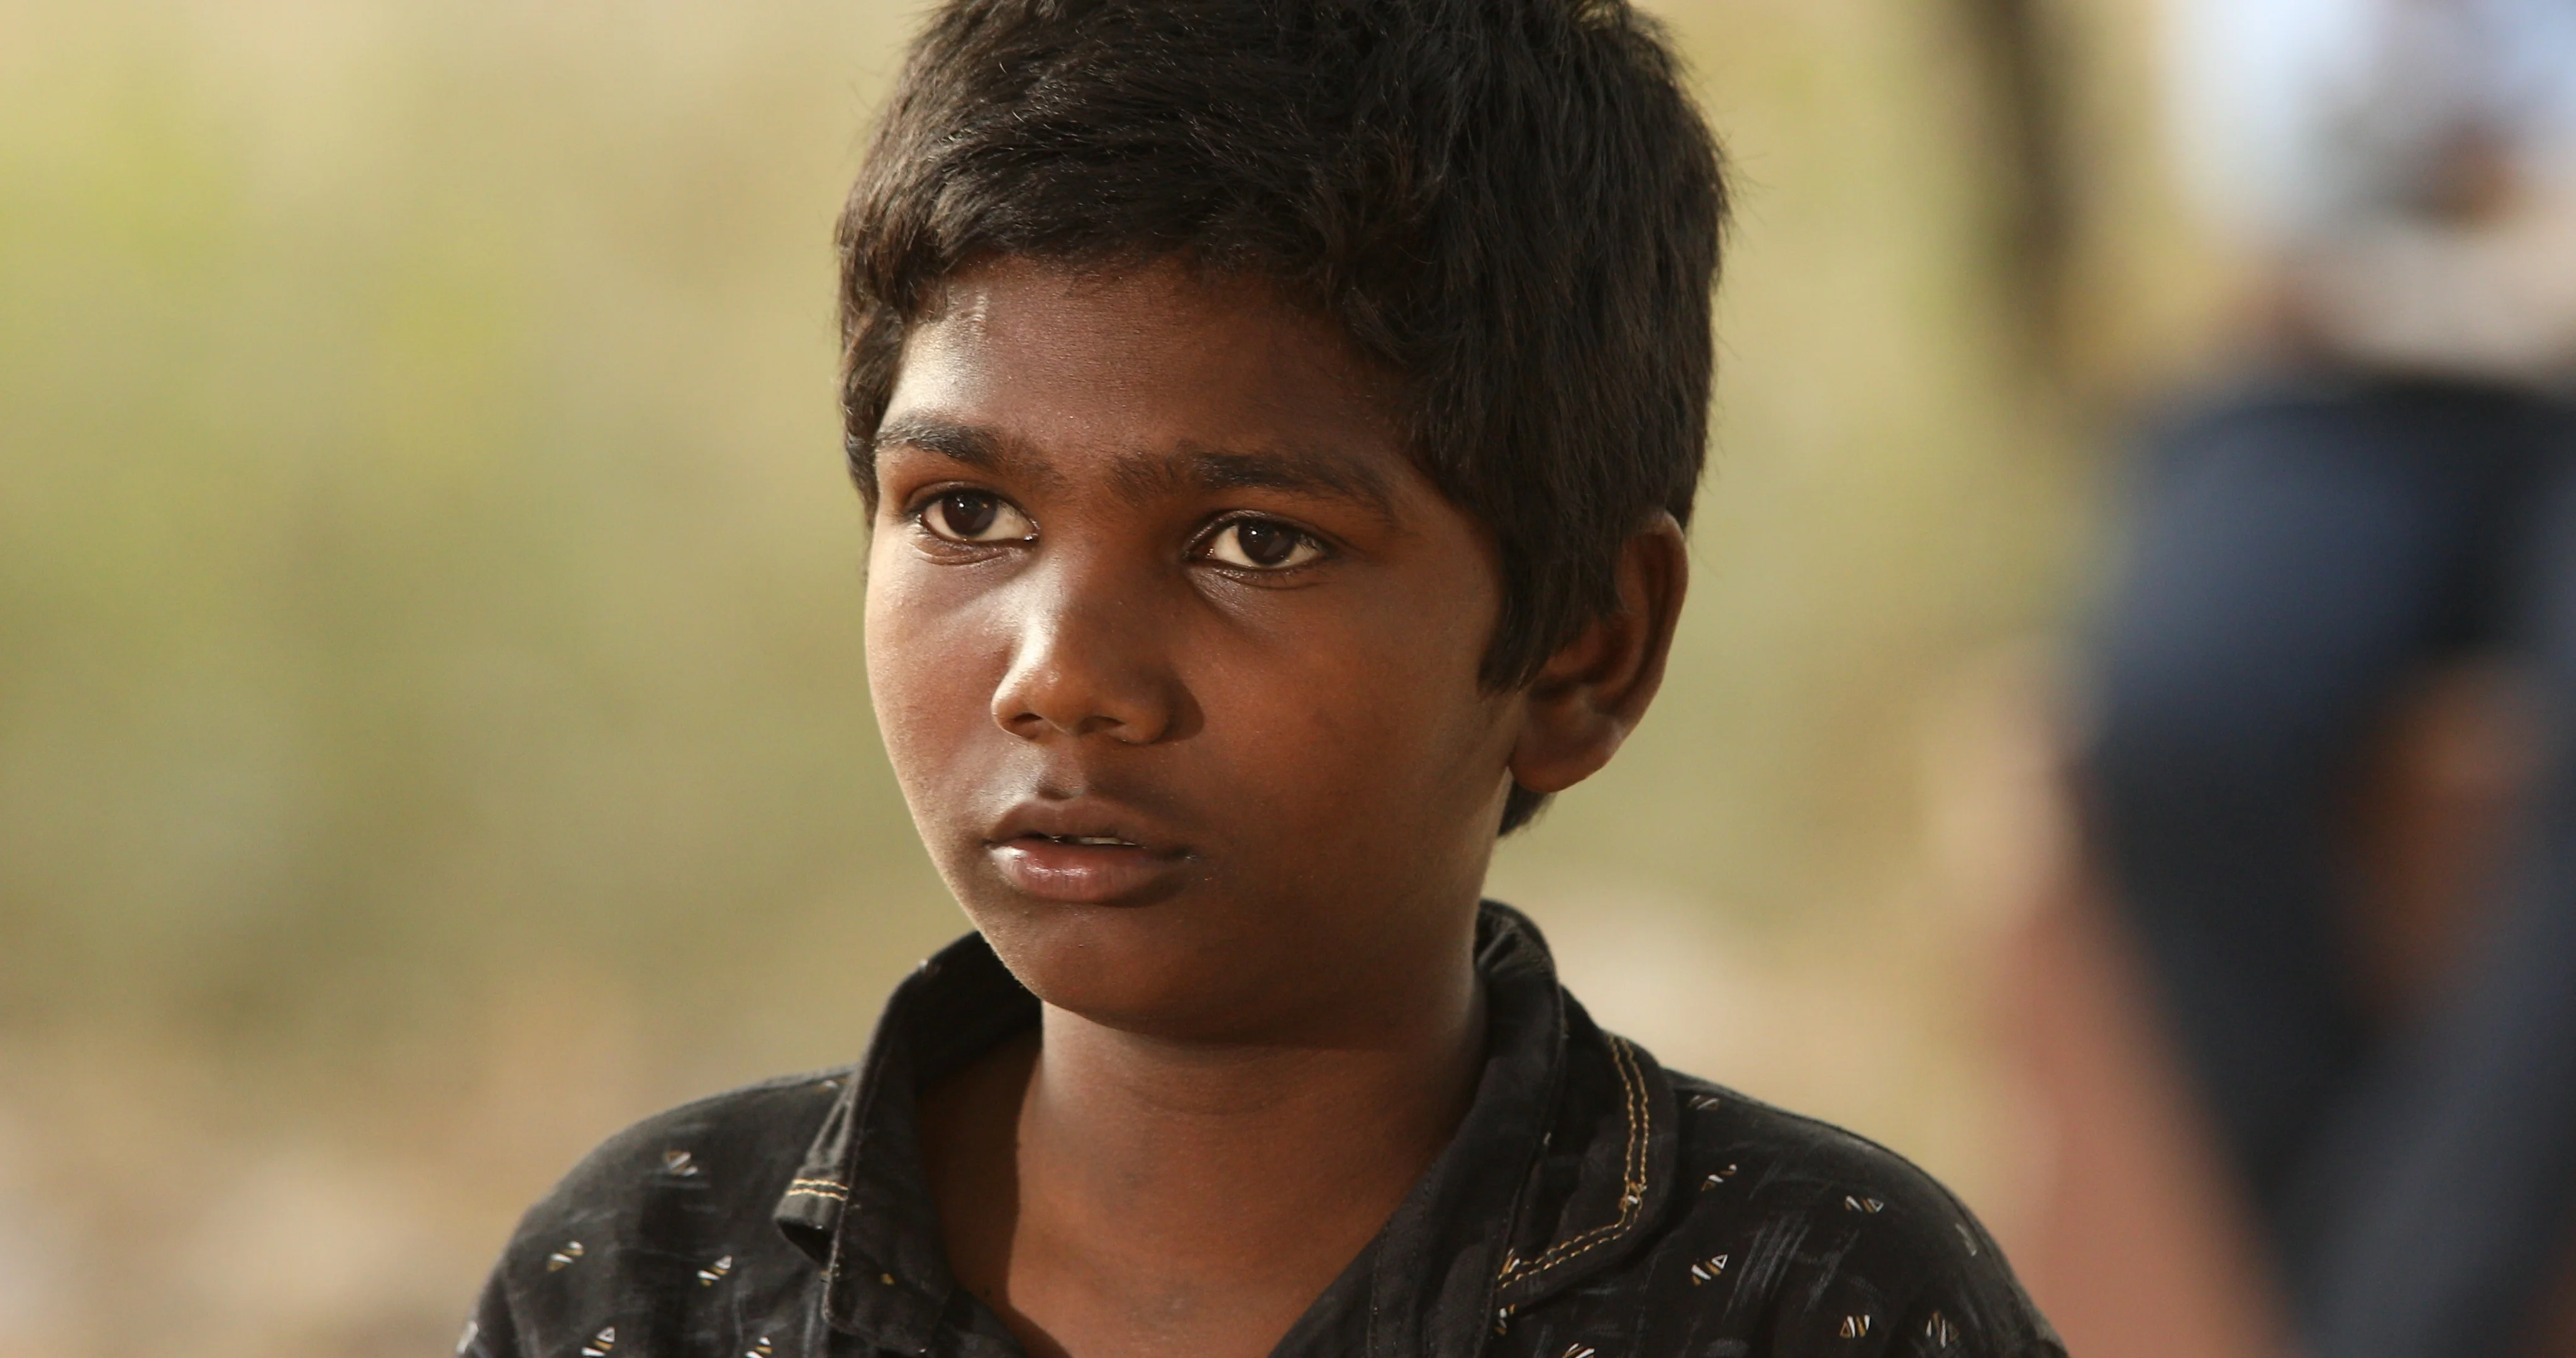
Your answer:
[1626,1069,2063,1356]
[467,1066,853,1356]
[510,1064,852,1243]
[1666,1073,1987,1257]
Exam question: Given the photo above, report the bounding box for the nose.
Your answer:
[991,563,1189,745]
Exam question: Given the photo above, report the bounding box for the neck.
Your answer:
[921,937,1487,1357]
[1023,969,1487,1248]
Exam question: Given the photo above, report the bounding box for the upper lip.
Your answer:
[985,798,1183,855]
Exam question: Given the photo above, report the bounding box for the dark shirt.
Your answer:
[464,904,2063,1358]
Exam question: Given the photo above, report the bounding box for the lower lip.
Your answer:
[987,838,1188,904]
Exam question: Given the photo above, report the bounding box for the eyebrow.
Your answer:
[1135,444,1400,522]
[875,416,1401,522]
[873,416,1021,473]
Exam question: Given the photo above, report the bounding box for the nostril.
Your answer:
[989,604,1184,742]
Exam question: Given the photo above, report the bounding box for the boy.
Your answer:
[464,1,2063,1355]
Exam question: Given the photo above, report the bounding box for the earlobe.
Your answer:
[1507,513,1688,795]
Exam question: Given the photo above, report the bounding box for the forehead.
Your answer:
[882,256,1409,479]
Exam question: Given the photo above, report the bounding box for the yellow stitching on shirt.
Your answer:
[1496,1035,1652,1288]
[1496,1035,1649,1283]
[784,1178,849,1203]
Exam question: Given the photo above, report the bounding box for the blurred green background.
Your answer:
[0,1,2229,1352]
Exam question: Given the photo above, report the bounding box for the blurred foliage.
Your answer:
[0,0,2226,1352]
[0,1,948,1063]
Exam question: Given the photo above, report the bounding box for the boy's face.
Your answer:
[864,257,1518,1041]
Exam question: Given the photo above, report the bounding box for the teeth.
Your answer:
[1050,834,1133,847]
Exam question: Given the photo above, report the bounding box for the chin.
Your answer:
[964,887,1287,1039]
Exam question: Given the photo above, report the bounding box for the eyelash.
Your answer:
[1191,514,1331,574]
[901,490,1332,574]
[904,487,1031,551]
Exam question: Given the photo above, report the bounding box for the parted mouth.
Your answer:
[984,800,1182,858]
[1023,832,1140,849]
[981,798,1194,904]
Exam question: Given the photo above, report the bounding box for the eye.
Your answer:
[919,490,1034,544]
[1200,517,1325,570]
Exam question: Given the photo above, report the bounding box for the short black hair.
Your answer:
[838,0,1726,832]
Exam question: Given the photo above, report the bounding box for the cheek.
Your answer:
[864,549,997,797]
[1211,588,1506,837]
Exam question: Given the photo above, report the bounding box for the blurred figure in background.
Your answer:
[2084,1,2576,1354]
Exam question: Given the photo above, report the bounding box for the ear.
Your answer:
[1508,513,1689,796]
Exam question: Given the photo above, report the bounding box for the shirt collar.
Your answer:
[774,902,1679,1357]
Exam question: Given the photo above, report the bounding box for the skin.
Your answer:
[864,254,1688,1358]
